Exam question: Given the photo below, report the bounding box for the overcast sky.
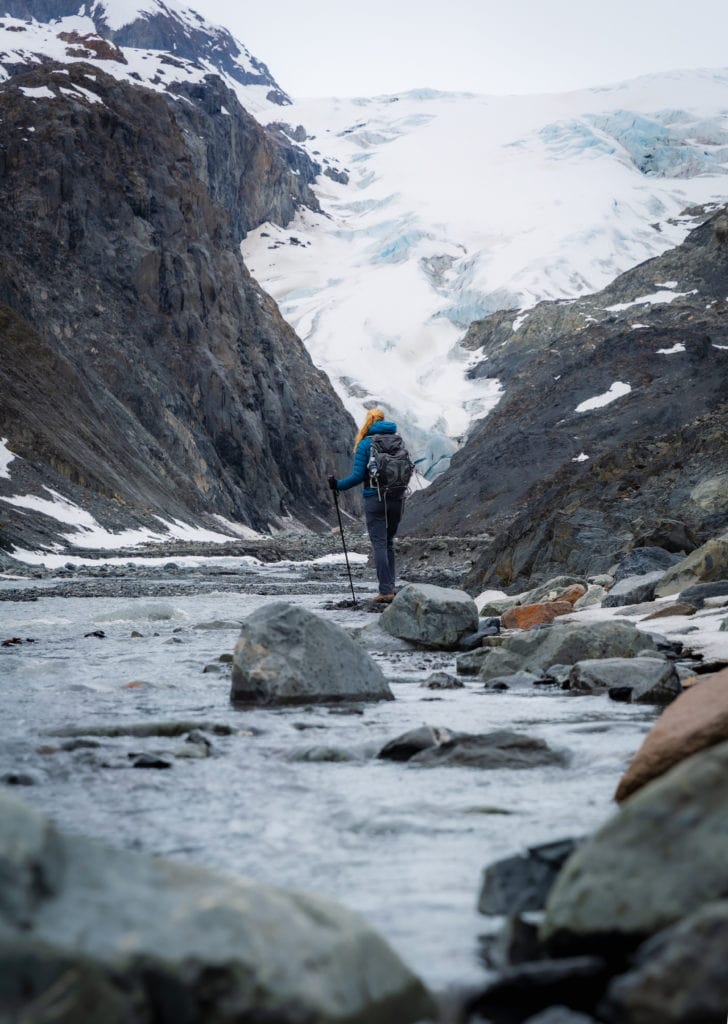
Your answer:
[192,0,728,98]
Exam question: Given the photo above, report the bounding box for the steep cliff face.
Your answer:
[404,209,728,589]
[0,61,354,552]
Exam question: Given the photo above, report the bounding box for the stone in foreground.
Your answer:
[601,900,728,1024]
[0,794,435,1024]
[478,838,579,915]
[541,740,728,952]
[231,603,392,705]
[379,583,479,648]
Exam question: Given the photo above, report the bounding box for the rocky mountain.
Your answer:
[403,207,728,590]
[1,0,291,103]
[0,15,356,558]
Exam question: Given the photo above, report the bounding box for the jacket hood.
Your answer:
[367,421,397,435]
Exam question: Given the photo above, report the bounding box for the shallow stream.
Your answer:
[0,557,657,991]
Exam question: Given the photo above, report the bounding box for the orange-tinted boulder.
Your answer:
[501,600,573,631]
[615,667,728,802]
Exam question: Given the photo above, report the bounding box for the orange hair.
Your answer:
[353,408,384,452]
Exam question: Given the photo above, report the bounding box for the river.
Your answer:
[0,555,657,992]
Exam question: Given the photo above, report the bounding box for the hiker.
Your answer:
[329,408,411,605]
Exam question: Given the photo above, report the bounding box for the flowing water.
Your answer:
[0,557,657,992]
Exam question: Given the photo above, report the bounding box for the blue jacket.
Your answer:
[337,421,397,496]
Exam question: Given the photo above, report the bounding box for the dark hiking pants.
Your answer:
[363,493,403,595]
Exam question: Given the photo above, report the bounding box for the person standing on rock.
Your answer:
[329,408,412,607]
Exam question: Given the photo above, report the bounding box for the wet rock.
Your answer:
[83,630,106,639]
[129,753,173,769]
[202,662,225,674]
[0,793,435,1024]
[654,532,728,597]
[420,671,464,690]
[378,725,456,761]
[615,667,728,801]
[677,579,728,608]
[468,956,610,1024]
[542,740,728,953]
[568,657,681,704]
[409,730,567,770]
[484,671,544,689]
[544,664,572,686]
[601,571,665,608]
[218,653,234,663]
[49,721,235,739]
[130,630,143,638]
[478,620,660,681]
[600,900,728,1024]
[501,600,574,631]
[231,603,392,706]
[1,772,37,786]
[479,838,580,915]
[611,547,682,581]
[379,583,479,649]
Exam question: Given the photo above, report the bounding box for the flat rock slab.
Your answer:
[602,571,664,608]
[379,583,478,648]
[231,603,392,706]
[615,666,728,801]
[0,794,435,1024]
[542,740,728,952]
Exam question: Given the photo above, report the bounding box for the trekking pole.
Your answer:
[332,487,357,606]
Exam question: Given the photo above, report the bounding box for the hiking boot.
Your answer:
[371,593,395,604]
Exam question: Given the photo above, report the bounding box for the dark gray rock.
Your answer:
[601,900,728,1024]
[410,730,568,770]
[479,838,580,915]
[542,740,728,954]
[601,571,665,607]
[379,583,479,648]
[231,603,393,706]
[479,620,660,681]
[480,914,543,969]
[459,619,501,650]
[377,725,456,761]
[678,579,728,607]
[456,648,490,675]
[0,793,435,1023]
[484,671,544,689]
[611,547,682,581]
[420,671,464,690]
[568,657,682,703]
[468,957,610,1024]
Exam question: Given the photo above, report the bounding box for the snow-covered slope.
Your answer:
[242,74,728,473]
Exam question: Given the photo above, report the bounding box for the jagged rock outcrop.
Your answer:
[1,0,292,103]
[0,61,355,552]
[404,208,728,590]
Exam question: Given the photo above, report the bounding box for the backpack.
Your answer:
[367,433,414,497]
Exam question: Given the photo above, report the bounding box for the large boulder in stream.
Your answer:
[541,740,728,954]
[0,793,435,1024]
[379,583,478,648]
[478,620,660,681]
[231,603,392,705]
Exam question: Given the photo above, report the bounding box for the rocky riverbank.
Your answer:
[2,526,728,1021]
